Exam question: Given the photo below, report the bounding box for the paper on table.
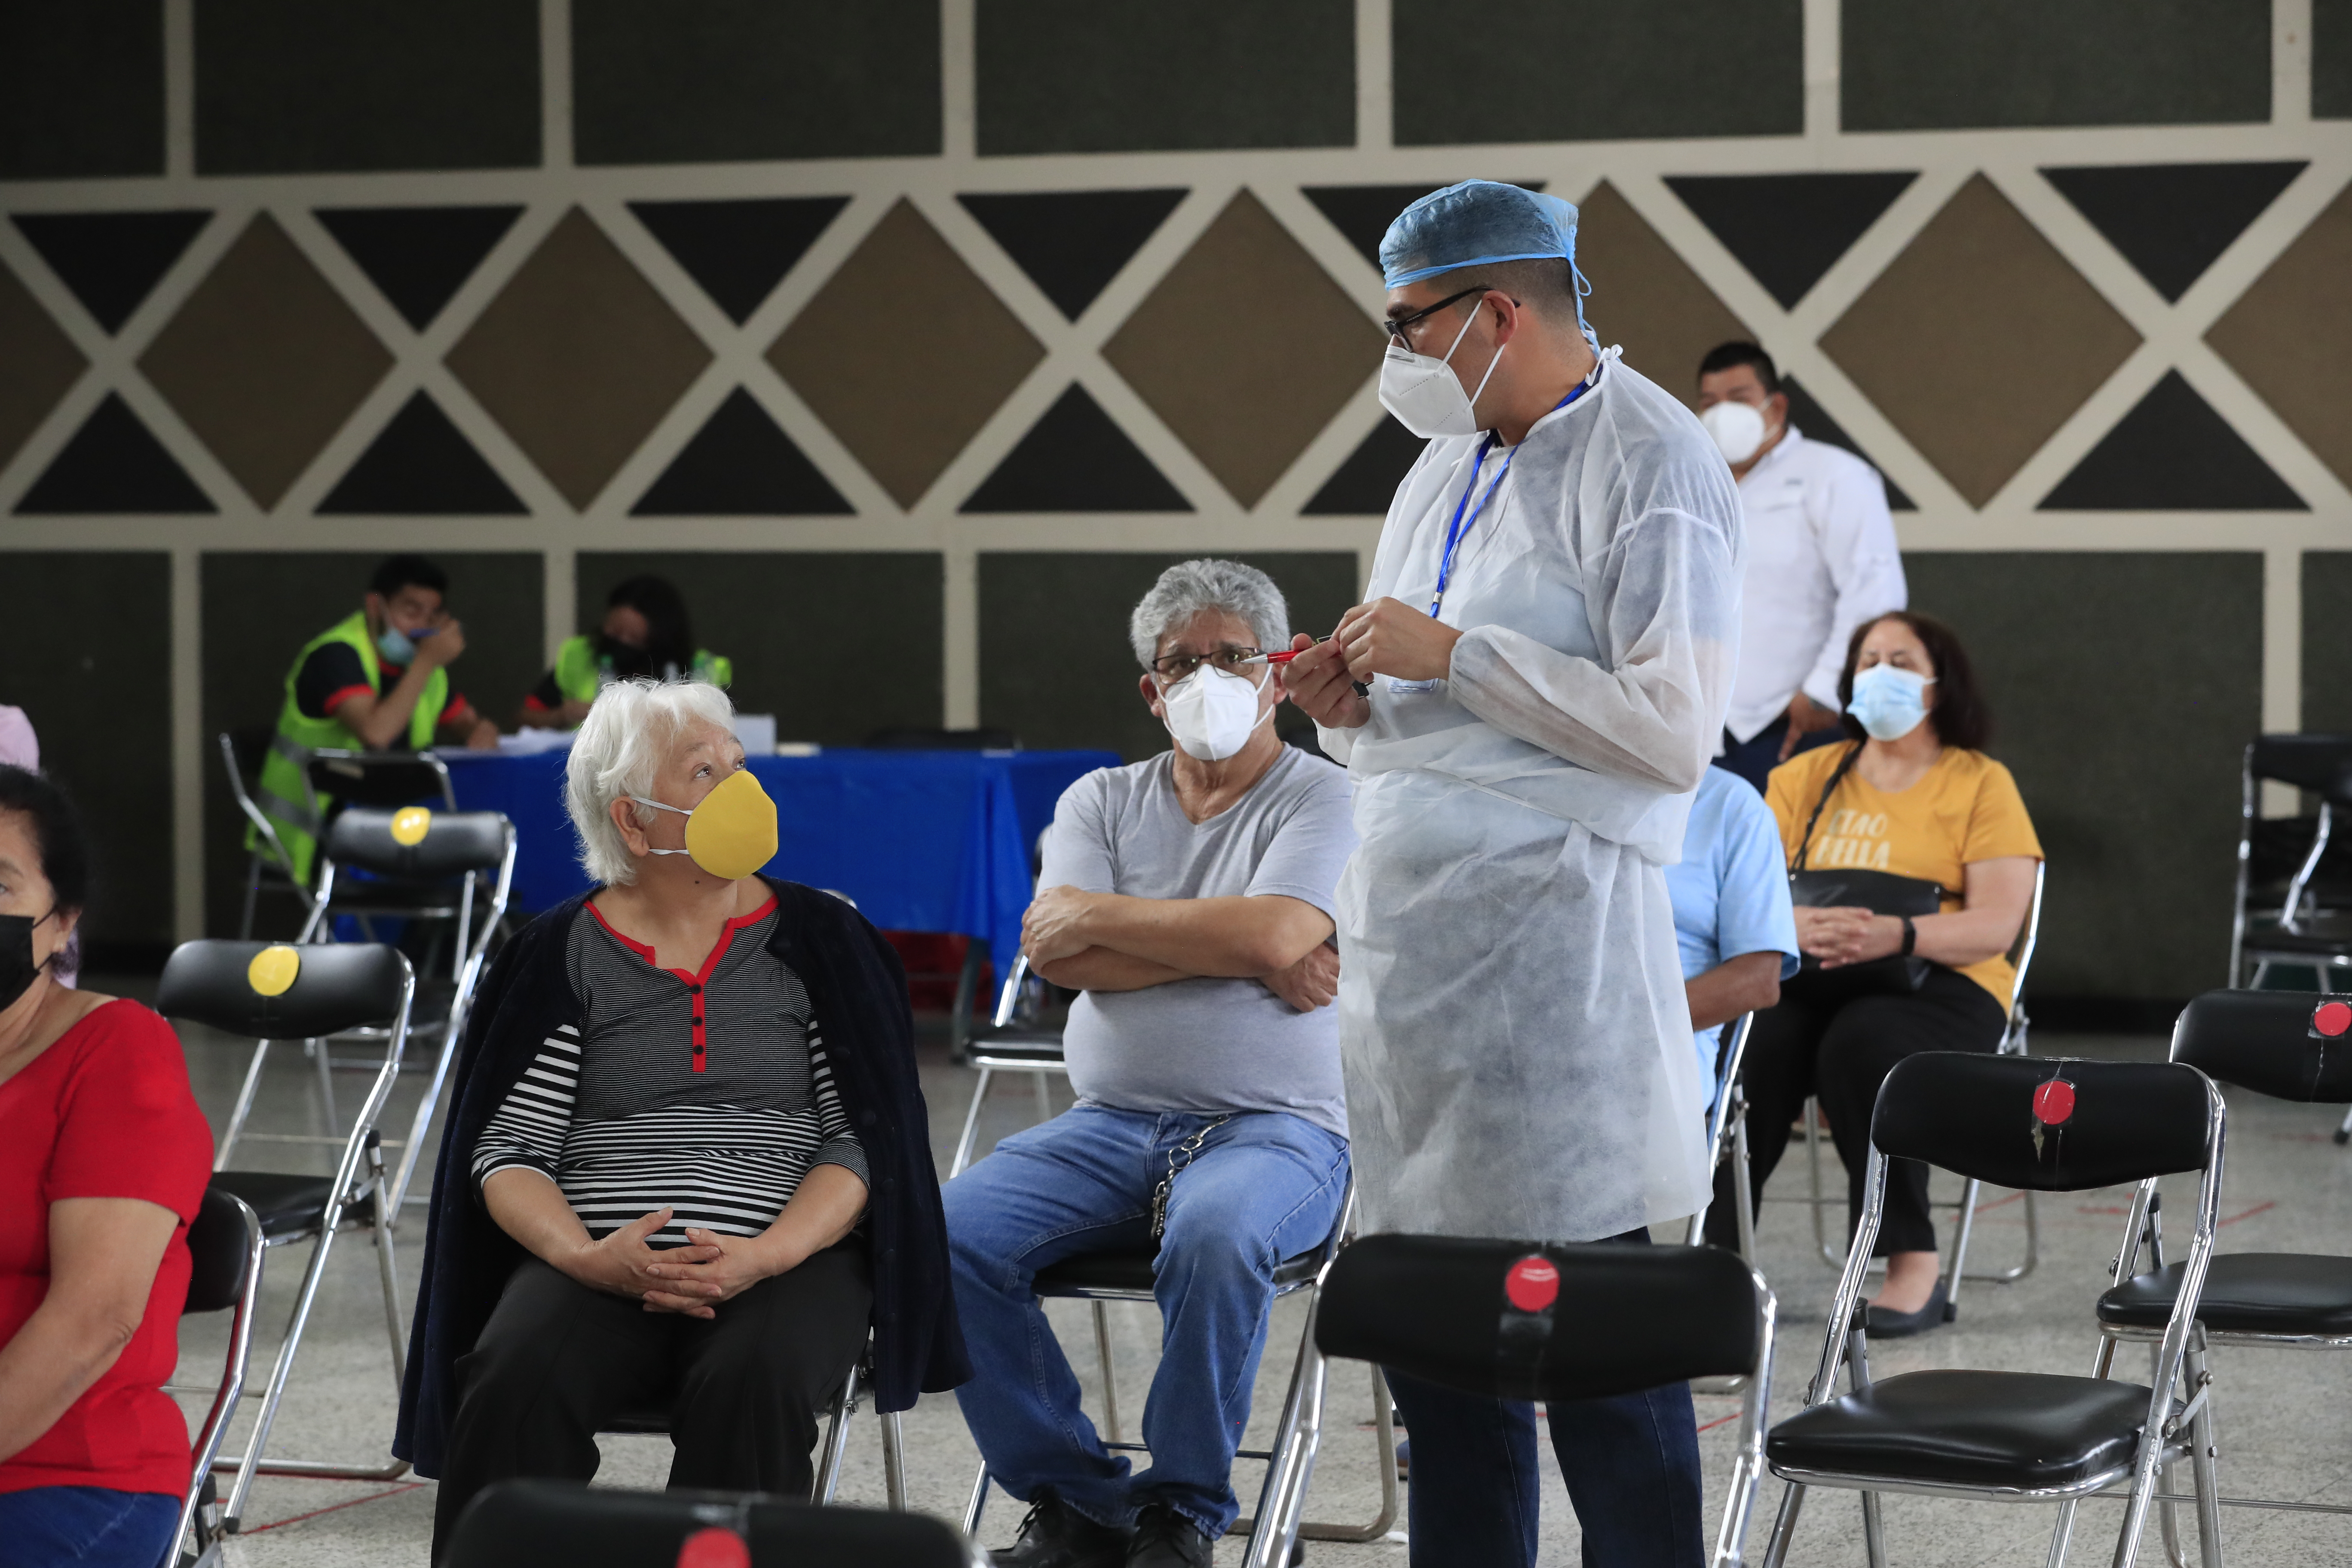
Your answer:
[494,728,575,756]
[732,714,778,755]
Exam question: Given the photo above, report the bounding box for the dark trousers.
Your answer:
[429,1244,873,1561]
[1715,713,1847,794]
[1706,966,2007,1258]
[1384,1230,1704,1568]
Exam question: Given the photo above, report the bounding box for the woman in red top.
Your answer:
[0,766,213,1567]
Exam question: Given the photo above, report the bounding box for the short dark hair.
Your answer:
[1698,341,1780,395]
[370,554,447,600]
[1837,611,1991,750]
[606,574,695,671]
[1425,257,1583,327]
[0,765,93,916]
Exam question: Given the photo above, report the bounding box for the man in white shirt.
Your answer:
[1697,342,1907,792]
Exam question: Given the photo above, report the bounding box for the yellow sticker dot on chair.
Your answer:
[390,806,432,846]
[248,944,300,997]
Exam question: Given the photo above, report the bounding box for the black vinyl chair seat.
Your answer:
[2237,922,2352,957]
[446,1480,968,1568]
[209,1171,342,1242]
[1766,1370,2165,1492]
[966,1028,1066,1066]
[2098,1253,2352,1337]
[1036,1243,1324,1296]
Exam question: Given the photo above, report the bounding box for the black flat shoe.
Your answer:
[1127,1502,1215,1568]
[991,1491,1131,1568]
[1865,1277,1949,1338]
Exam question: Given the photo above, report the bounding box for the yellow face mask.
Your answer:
[631,767,778,881]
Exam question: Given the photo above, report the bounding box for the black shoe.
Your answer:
[1126,1502,1216,1568]
[1864,1277,1949,1338]
[991,1491,1131,1568]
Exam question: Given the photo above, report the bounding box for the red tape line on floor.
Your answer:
[245,1481,426,1534]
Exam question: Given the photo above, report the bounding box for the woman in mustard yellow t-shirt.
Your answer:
[1704,611,2042,1337]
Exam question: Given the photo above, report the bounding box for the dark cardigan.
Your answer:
[393,878,969,1477]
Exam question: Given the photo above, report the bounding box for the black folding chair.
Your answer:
[2230,734,2352,992]
[1316,1234,1777,1567]
[214,806,516,1219]
[2089,989,2352,1561]
[443,1479,980,1568]
[960,1179,1396,1568]
[217,731,319,940]
[160,1188,263,1568]
[157,939,418,1530]
[1688,1011,1759,1259]
[1761,1052,2227,1568]
[948,952,1069,1180]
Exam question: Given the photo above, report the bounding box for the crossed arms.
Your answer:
[1022,885,1340,1013]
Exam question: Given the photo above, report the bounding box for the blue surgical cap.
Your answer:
[1379,180,1581,289]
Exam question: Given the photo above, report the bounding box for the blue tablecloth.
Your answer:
[435,748,1118,974]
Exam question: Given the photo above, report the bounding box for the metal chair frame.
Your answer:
[162,941,422,1530]
[1792,862,2048,1312]
[1760,1059,2228,1568]
[1687,1011,1759,1260]
[218,732,317,940]
[212,811,517,1220]
[949,952,1069,1180]
[159,1191,264,1568]
[2229,735,2352,994]
[959,1178,1396,1567]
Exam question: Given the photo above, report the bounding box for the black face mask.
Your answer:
[0,909,54,1011]
[595,634,657,681]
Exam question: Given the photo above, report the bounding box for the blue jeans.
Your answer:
[1386,1230,1705,1568]
[0,1486,181,1568]
[945,1106,1349,1536]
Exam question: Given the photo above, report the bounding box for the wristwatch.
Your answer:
[1899,916,1917,956]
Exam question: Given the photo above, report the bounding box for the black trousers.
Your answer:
[430,1242,873,1560]
[1705,965,2006,1259]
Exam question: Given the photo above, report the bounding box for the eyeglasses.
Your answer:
[1385,284,1491,346]
[1150,646,1265,682]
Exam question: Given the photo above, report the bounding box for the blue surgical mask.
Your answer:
[376,625,416,665]
[1848,664,1936,741]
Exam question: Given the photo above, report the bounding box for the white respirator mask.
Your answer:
[1160,665,1272,762]
[1700,400,1770,466]
[1378,304,1505,440]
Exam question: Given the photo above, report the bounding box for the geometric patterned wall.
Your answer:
[0,0,2346,996]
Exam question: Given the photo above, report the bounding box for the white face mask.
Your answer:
[1700,399,1769,466]
[1378,303,1506,439]
[1160,665,1272,761]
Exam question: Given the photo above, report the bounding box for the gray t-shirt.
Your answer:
[1040,745,1357,1137]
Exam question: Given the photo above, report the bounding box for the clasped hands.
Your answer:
[1277,598,1463,729]
[1023,885,1339,1012]
[1795,905,1907,970]
[568,1206,797,1318]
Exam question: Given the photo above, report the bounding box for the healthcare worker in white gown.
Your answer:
[1284,182,1742,1568]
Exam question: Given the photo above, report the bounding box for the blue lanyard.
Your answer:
[1426,380,1592,618]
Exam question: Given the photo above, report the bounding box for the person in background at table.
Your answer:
[0,766,214,1568]
[1697,342,1907,793]
[518,575,733,730]
[949,560,1354,1568]
[254,554,499,885]
[1665,765,1799,1114]
[1706,611,2040,1336]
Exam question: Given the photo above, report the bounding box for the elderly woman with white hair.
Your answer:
[394,680,965,1560]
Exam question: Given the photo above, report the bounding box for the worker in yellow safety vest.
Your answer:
[516,573,732,729]
[254,554,499,883]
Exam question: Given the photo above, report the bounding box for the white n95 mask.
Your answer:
[1161,666,1271,761]
[1378,306,1505,439]
[1700,400,1769,466]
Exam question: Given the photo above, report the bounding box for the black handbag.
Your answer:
[1783,743,1942,1003]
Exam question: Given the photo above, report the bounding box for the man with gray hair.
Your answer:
[946,559,1356,1568]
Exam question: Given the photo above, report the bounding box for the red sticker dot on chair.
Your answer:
[1504,1256,1559,1313]
[677,1527,750,1568]
[2316,1001,2352,1038]
[2033,1079,2076,1126]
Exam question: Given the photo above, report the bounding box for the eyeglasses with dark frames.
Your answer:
[1150,646,1265,682]
[1384,284,1492,345]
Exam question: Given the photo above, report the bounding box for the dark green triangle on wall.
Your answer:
[11,210,211,333]
[2042,371,2302,509]
[962,385,1189,512]
[315,205,523,331]
[2041,161,2305,303]
[629,196,848,324]
[957,190,1186,320]
[16,393,213,513]
[1664,172,1916,310]
[633,388,852,515]
[1303,416,1426,514]
[319,392,525,514]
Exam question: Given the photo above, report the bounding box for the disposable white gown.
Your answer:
[1318,353,1743,1241]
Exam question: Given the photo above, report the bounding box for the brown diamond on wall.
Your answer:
[1574,181,1752,409]
[0,261,87,472]
[1104,190,1373,508]
[448,207,712,510]
[2207,180,2352,490]
[1822,174,2140,508]
[769,199,1043,510]
[139,213,393,509]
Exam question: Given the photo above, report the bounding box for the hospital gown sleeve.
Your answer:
[1446,501,1741,793]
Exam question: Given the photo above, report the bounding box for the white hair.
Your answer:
[1127,559,1290,668]
[564,677,736,887]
